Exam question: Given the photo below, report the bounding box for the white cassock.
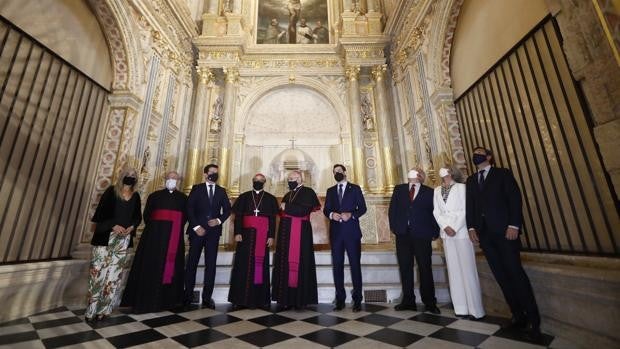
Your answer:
[297,25,314,44]
[433,183,485,318]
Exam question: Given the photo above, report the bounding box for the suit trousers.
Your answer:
[479,227,540,327]
[330,231,362,303]
[184,232,220,302]
[395,233,436,306]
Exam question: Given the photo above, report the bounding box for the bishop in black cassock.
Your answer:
[272,171,321,309]
[122,171,187,314]
[228,174,279,309]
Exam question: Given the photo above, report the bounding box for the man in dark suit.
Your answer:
[466,147,541,340]
[323,164,367,312]
[184,164,231,308]
[389,168,440,314]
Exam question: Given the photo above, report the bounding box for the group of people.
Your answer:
[84,146,541,341]
[264,18,329,44]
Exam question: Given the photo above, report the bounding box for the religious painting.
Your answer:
[257,0,329,44]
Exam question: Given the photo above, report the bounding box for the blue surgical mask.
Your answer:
[472,154,487,165]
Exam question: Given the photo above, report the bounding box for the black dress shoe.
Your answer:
[468,315,486,321]
[334,301,345,311]
[352,302,362,312]
[394,303,417,311]
[202,298,215,309]
[425,305,441,314]
[503,316,527,329]
[524,324,543,343]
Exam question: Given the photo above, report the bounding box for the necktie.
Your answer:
[208,185,214,201]
[478,170,485,189]
[409,184,416,202]
[338,183,343,205]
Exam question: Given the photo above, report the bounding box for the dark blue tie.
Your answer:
[338,184,343,205]
[208,185,214,202]
[478,170,485,189]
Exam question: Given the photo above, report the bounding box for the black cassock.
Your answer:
[121,189,187,314]
[228,190,279,308]
[272,185,321,308]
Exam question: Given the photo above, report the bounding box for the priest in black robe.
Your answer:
[228,173,279,309]
[122,171,187,314]
[272,170,321,310]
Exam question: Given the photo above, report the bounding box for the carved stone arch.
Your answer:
[235,76,350,136]
[88,0,145,93]
[425,0,464,88]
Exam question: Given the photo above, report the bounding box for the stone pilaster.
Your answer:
[219,67,239,189]
[372,64,397,192]
[346,65,367,190]
[184,66,213,192]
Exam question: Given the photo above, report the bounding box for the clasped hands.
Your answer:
[332,212,352,222]
[467,226,519,244]
[235,234,274,247]
[112,225,133,235]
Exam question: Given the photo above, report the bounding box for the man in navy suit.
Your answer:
[466,147,541,341]
[388,168,440,313]
[184,164,231,308]
[323,164,367,312]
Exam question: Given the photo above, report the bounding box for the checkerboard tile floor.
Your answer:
[0,303,565,348]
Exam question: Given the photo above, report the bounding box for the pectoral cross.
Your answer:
[253,209,260,216]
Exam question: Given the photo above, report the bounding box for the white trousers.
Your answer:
[443,237,485,318]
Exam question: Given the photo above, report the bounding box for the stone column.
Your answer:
[219,67,239,189]
[367,0,377,12]
[343,0,353,11]
[184,66,213,192]
[346,65,367,190]
[372,64,396,192]
[201,0,219,36]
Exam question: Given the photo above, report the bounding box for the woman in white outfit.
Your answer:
[433,165,485,320]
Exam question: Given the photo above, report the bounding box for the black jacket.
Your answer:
[186,183,231,236]
[91,186,142,247]
[465,167,523,234]
[388,183,439,239]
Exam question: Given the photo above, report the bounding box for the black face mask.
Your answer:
[122,176,136,186]
[334,172,345,182]
[288,181,298,191]
[207,173,219,182]
[253,181,265,191]
[472,154,487,165]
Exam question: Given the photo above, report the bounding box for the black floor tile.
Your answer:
[303,314,349,327]
[429,327,490,346]
[307,303,334,313]
[0,331,38,345]
[301,328,359,347]
[88,315,136,329]
[366,328,424,347]
[0,317,30,327]
[32,306,69,315]
[494,327,554,346]
[71,309,86,316]
[478,315,511,327]
[249,314,295,327]
[141,314,188,328]
[237,328,294,347]
[170,304,201,313]
[172,328,229,347]
[106,329,167,348]
[31,316,83,330]
[356,314,403,327]
[41,330,102,349]
[214,303,234,313]
[410,313,458,326]
[359,303,388,312]
[197,314,242,327]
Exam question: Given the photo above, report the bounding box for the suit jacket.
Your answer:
[388,183,439,239]
[433,183,468,239]
[323,182,367,239]
[465,167,523,234]
[186,183,231,236]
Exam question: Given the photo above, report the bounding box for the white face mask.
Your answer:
[439,168,450,178]
[165,179,177,191]
[407,170,419,180]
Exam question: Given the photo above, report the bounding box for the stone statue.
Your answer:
[361,94,375,131]
[140,146,150,175]
[210,96,223,133]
